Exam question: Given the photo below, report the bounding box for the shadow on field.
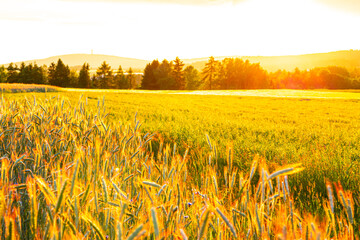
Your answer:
[0,83,60,93]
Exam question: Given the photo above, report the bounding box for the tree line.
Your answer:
[0,59,140,89]
[269,66,360,89]
[141,56,268,90]
[1,57,360,89]
[142,56,360,90]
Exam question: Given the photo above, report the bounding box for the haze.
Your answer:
[1,0,360,64]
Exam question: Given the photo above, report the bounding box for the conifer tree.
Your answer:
[6,63,19,83]
[96,61,113,88]
[78,63,91,88]
[172,57,185,90]
[48,59,70,87]
[47,62,56,85]
[115,65,128,89]
[127,67,135,89]
[201,56,217,90]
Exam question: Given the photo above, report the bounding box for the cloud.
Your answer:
[315,0,360,14]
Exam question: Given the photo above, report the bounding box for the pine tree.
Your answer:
[18,63,46,84]
[201,56,217,90]
[96,61,113,88]
[48,59,70,87]
[33,64,46,84]
[126,68,135,89]
[115,65,128,89]
[78,63,91,88]
[172,57,185,90]
[6,63,19,83]
[56,59,71,87]
[47,62,56,86]
[18,62,28,83]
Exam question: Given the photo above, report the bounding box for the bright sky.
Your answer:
[1,0,360,64]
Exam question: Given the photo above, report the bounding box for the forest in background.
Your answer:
[1,55,360,90]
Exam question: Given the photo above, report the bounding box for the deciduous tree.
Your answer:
[157,59,175,90]
[0,65,6,83]
[142,60,160,89]
[184,65,200,90]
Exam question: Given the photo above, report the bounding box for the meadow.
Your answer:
[0,89,359,239]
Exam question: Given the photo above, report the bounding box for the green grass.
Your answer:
[4,89,360,218]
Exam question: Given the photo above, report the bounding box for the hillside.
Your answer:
[3,50,360,73]
[187,50,360,72]
[4,54,151,72]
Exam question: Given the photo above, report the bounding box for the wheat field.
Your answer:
[0,90,359,239]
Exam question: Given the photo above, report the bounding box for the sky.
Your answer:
[1,0,360,64]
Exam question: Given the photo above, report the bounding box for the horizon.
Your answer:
[1,48,359,66]
[1,0,360,65]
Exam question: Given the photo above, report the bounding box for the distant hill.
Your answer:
[186,50,360,72]
[3,50,360,73]
[4,54,151,72]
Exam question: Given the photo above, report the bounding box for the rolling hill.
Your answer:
[3,50,360,73]
[3,54,151,72]
[185,50,360,72]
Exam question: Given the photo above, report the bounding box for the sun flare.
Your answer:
[0,0,359,64]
